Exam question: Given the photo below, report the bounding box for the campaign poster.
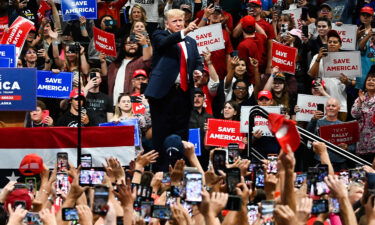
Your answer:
[61,0,97,21]
[188,23,225,54]
[323,51,361,78]
[296,94,328,122]
[189,128,201,156]
[319,121,359,145]
[205,118,246,149]
[36,70,73,99]
[271,41,297,75]
[93,27,117,57]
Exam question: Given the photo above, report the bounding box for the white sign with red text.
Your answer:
[283,8,302,30]
[187,23,224,54]
[240,106,281,136]
[322,51,361,78]
[332,24,357,50]
[271,41,297,74]
[296,94,328,122]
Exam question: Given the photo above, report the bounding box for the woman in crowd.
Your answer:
[273,13,295,38]
[25,100,53,127]
[224,57,251,102]
[351,72,375,162]
[222,100,240,121]
[230,79,255,107]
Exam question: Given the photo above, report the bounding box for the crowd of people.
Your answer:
[0,0,375,224]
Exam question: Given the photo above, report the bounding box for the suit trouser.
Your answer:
[148,85,192,171]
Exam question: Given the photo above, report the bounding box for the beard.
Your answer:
[125,50,138,58]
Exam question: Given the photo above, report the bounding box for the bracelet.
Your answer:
[134,169,143,174]
[142,44,149,48]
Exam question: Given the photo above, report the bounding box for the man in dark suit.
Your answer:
[145,9,203,171]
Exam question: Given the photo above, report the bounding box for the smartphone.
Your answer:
[349,168,366,181]
[280,24,288,36]
[302,25,308,37]
[162,172,171,185]
[230,50,238,57]
[247,205,259,224]
[130,96,142,103]
[301,7,308,21]
[140,201,153,223]
[254,166,265,188]
[322,44,328,56]
[140,83,148,95]
[228,143,240,164]
[80,154,92,168]
[89,72,97,80]
[25,177,37,192]
[226,168,241,194]
[315,165,329,196]
[212,150,227,175]
[93,185,109,215]
[56,172,69,195]
[330,198,340,214]
[225,195,242,211]
[152,205,171,220]
[117,217,123,225]
[367,173,375,194]
[261,200,275,216]
[312,199,329,214]
[62,208,79,221]
[14,200,26,209]
[79,168,105,186]
[166,191,177,206]
[42,110,49,123]
[339,171,349,187]
[185,172,203,203]
[317,104,325,114]
[129,33,137,43]
[23,212,41,225]
[267,154,277,174]
[307,167,318,196]
[14,183,28,190]
[295,173,307,188]
[57,152,69,172]
[248,163,260,172]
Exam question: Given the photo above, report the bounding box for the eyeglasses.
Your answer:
[234,86,247,91]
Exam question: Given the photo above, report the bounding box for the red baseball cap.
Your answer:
[268,113,300,153]
[69,88,85,99]
[248,0,262,6]
[132,69,148,78]
[257,90,272,100]
[361,6,374,15]
[4,189,33,211]
[19,153,44,176]
[241,15,256,29]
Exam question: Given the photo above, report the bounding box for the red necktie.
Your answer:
[177,42,188,92]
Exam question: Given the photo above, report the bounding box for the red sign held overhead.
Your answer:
[319,121,359,145]
[0,16,34,53]
[271,41,297,75]
[205,118,246,149]
[93,27,117,57]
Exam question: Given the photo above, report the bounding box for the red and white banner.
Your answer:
[331,24,357,51]
[93,27,117,57]
[205,118,246,149]
[283,8,302,30]
[271,41,297,74]
[0,126,135,169]
[0,16,34,58]
[319,121,360,145]
[37,0,52,23]
[322,51,362,78]
[188,23,225,54]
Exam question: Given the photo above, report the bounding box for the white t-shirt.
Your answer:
[113,59,131,105]
[309,54,347,112]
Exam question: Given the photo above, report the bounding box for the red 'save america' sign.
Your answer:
[205,118,246,149]
[271,41,297,75]
[93,27,117,57]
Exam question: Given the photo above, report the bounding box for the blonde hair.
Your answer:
[112,94,133,121]
[130,4,147,23]
[164,9,185,21]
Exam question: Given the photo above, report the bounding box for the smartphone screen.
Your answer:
[225,195,242,211]
[152,205,171,220]
[57,152,68,172]
[62,208,79,221]
[80,154,92,168]
[23,212,41,225]
[140,201,153,223]
[295,173,307,188]
[56,172,69,195]
[267,154,277,174]
[312,199,328,214]
[228,143,240,164]
[89,72,97,80]
[315,165,329,196]
[254,166,265,188]
[261,200,275,223]
[185,172,202,203]
[307,167,318,196]
[213,150,227,175]
[349,168,366,181]
[79,168,105,186]
[42,110,49,123]
[339,171,349,187]
[330,198,340,214]
[367,173,375,194]
[247,205,259,224]
[93,186,109,215]
[226,168,241,194]
[317,104,325,114]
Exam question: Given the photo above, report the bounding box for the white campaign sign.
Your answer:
[283,8,302,30]
[296,94,328,122]
[322,51,361,78]
[331,24,357,50]
[240,106,281,136]
[187,23,225,54]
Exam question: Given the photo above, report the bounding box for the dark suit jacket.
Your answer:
[145,30,203,100]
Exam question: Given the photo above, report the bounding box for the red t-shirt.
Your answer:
[0,16,9,40]
[202,85,213,115]
[210,29,233,80]
[237,33,267,83]
[256,18,276,40]
[98,0,127,28]
[195,10,233,32]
